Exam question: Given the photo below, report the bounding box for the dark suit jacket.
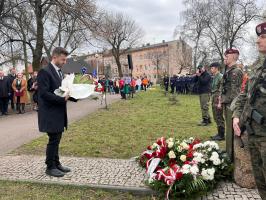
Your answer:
[194,71,212,94]
[37,63,68,133]
[0,76,11,98]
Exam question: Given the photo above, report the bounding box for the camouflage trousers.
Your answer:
[248,130,266,199]
[199,93,210,120]
[223,104,234,161]
[211,94,225,128]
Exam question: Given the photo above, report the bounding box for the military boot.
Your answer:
[198,118,209,126]
[211,126,225,141]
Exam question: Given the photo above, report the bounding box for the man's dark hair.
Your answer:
[52,47,69,57]
[209,62,221,69]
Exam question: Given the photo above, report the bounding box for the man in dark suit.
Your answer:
[7,68,16,110]
[0,70,11,115]
[37,47,71,177]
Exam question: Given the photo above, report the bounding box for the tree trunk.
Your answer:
[113,50,123,78]
[32,1,44,72]
[22,34,29,81]
[116,58,123,78]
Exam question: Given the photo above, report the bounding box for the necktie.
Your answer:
[58,70,63,80]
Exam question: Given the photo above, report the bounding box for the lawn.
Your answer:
[0,180,157,200]
[14,88,222,158]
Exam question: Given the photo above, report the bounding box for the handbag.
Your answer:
[15,91,24,97]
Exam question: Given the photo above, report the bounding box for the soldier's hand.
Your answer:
[233,117,241,136]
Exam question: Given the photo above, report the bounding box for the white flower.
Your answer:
[193,152,206,164]
[181,164,191,174]
[166,138,174,143]
[193,143,203,150]
[190,165,199,175]
[180,155,187,162]
[203,141,219,150]
[209,152,221,165]
[152,143,159,149]
[180,142,189,150]
[168,150,176,159]
[201,168,215,180]
[168,142,174,149]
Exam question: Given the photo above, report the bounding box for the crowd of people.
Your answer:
[163,74,197,94]
[96,76,152,99]
[0,68,38,116]
[0,67,153,117]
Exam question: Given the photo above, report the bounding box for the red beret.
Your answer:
[224,48,239,55]
[256,22,266,36]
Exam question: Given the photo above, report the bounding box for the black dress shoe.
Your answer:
[46,168,65,177]
[57,165,71,173]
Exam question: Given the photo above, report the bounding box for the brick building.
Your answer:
[81,39,192,83]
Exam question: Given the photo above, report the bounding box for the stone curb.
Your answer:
[0,177,156,196]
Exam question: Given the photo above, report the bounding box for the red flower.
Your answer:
[187,152,193,159]
[175,172,183,180]
[192,139,201,145]
[168,159,177,168]
[147,146,152,150]
[184,161,190,165]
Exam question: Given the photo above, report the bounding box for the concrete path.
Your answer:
[0,95,120,155]
[0,155,262,199]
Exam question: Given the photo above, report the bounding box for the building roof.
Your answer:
[86,40,179,57]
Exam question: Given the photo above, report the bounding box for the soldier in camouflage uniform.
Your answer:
[209,62,225,141]
[217,48,243,161]
[233,22,266,199]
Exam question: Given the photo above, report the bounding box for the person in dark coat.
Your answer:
[194,65,212,126]
[163,75,169,92]
[7,68,16,110]
[170,75,177,94]
[37,47,71,177]
[0,71,11,115]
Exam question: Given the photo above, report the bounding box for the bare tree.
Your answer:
[93,12,144,78]
[180,0,261,67]
[0,0,97,71]
[146,50,167,83]
[178,0,209,71]
[176,39,193,74]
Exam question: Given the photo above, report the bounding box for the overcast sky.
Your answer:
[97,0,265,64]
[98,0,184,45]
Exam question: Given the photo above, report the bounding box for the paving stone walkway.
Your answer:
[0,155,262,199]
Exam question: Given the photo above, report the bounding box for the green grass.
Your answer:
[0,180,157,200]
[14,88,224,158]
[74,74,93,84]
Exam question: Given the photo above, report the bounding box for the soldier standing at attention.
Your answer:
[233,22,266,199]
[209,62,225,141]
[217,48,243,161]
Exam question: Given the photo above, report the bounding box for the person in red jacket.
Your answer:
[119,78,126,99]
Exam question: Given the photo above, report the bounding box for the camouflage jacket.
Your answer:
[211,72,223,95]
[220,65,243,104]
[233,55,266,120]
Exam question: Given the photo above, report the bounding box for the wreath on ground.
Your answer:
[138,137,232,199]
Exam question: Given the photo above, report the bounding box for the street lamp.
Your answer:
[95,53,99,80]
